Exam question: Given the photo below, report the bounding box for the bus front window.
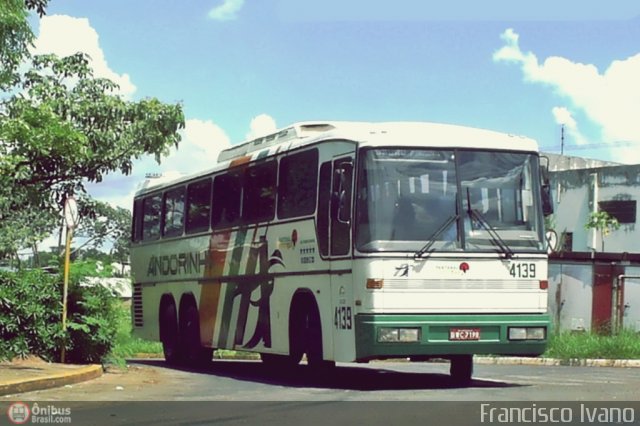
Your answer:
[460,151,543,251]
[355,148,545,253]
[356,149,459,252]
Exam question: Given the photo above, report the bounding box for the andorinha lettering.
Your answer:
[480,403,636,424]
[147,251,211,276]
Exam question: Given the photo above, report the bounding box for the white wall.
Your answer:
[548,263,593,332]
[550,166,640,253]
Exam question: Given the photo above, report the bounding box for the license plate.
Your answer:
[449,328,481,341]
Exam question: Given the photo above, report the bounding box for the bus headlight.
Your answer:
[378,328,420,343]
[508,327,546,340]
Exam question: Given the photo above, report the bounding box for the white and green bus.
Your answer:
[130,121,553,383]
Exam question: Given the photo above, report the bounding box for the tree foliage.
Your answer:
[0,0,32,89]
[585,210,620,252]
[0,0,49,89]
[73,196,132,263]
[0,51,184,257]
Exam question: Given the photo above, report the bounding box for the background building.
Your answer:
[543,153,640,334]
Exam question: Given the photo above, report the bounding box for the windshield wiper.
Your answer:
[465,189,514,258]
[414,214,459,259]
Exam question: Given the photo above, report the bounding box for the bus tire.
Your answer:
[449,354,473,385]
[159,300,182,365]
[180,302,212,366]
[260,353,296,369]
[288,298,306,365]
[304,299,335,370]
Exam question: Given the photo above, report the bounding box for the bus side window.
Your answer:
[278,149,319,219]
[162,187,185,237]
[317,162,332,257]
[243,160,277,223]
[212,172,242,228]
[131,198,143,242]
[142,194,162,241]
[185,179,212,234]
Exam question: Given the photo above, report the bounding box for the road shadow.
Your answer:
[131,359,524,391]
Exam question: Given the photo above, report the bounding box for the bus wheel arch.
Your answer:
[289,290,334,369]
[159,294,181,365]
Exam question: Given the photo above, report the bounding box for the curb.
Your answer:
[136,353,640,368]
[474,356,640,368]
[0,365,103,397]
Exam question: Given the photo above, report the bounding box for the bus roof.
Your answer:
[218,121,539,161]
[135,121,539,196]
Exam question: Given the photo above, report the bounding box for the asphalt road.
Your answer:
[8,359,640,425]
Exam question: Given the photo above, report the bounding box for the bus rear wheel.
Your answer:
[449,354,473,384]
[180,303,212,366]
[160,301,182,365]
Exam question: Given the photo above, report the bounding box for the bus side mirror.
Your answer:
[541,182,553,216]
[539,158,554,216]
[334,162,353,224]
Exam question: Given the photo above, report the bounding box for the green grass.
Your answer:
[105,301,640,365]
[105,303,162,367]
[544,329,640,360]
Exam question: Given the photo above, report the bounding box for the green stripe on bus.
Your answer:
[216,227,249,348]
[354,313,550,360]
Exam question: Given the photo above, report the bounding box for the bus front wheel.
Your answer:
[290,296,334,370]
[449,354,473,384]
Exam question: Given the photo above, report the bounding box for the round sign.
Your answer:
[64,196,79,229]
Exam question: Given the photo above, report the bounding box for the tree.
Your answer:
[72,197,132,264]
[585,210,620,252]
[0,0,49,89]
[0,53,184,257]
[0,207,57,268]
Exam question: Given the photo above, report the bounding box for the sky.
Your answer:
[29,0,640,212]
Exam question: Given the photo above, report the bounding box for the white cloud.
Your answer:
[494,28,640,162]
[208,0,245,21]
[33,15,136,98]
[551,106,589,146]
[157,118,232,174]
[246,114,277,140]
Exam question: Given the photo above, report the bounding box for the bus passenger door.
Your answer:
[329,154,357,362]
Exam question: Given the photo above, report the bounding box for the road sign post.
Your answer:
[61,196,79,363]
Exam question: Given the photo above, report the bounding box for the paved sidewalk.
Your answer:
[2,355,639,397]
[0,357,102,397]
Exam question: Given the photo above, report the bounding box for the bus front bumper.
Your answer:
[354,313,550,362]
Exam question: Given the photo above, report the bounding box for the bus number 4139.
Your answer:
[334,306,352,330]
[509,262,536,278]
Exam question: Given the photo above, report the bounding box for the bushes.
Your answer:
[0,269,63,361]
[0,266,122,364]
[63,282,120,364]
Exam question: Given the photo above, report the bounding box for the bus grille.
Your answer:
[132,283,144,327]
[384,279,539,290]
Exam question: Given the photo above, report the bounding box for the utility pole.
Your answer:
[560,124,565,156]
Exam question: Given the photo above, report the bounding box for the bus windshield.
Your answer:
[355,148,545,253]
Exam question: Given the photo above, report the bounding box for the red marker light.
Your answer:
[459,262,470,273]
